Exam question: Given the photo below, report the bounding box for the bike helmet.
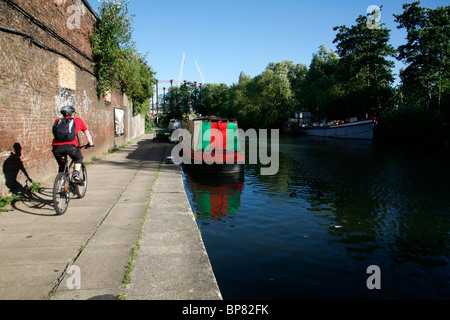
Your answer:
[61,105,76,117]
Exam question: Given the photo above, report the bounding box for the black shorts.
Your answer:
[52,145,84,172]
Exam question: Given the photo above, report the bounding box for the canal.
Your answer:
[182,136,450,300]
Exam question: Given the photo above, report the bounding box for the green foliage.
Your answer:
[25,181,42,193]
[298,45,342,119]
[333,8,396,118]
[162,82,199,120]
[287,63,308,109]
[121,52,157,115]
[0,181,43,211]
[145,115,156,133]
[91,0,156,115]
[156,1,448,146]
[91,0,134,95]
[378,104,443,147]
[252,62,295,128]
[158,61,302,129]
[373,1,450,148]
[394,2,450,115]
[0,194,22,211]
[197,83,231,117]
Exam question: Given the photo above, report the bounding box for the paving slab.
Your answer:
[124,164,222,300]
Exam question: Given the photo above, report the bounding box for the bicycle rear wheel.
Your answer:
[74,164,87,198]
[53,173,70,215]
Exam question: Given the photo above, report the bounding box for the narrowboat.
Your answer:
[177,117,245,173]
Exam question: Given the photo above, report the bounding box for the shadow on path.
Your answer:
[11,187,56,217]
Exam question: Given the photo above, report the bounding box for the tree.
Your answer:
[91,0,134,95]
[333,7,396,118]
[238,71,252,84]
[197,83,231,117]
[91,0,157,115]
[287,62,308,109]
[299,45,342,119]
[120,51,157,115]
[394,2,450,114]
[228,74,258,129]
[163,82,198,120]
[234,61,294,129]
[260,61,295,128]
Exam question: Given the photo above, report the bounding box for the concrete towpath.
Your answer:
[0,134,221,300]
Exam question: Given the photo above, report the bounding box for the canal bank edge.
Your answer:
[123,150,222,300]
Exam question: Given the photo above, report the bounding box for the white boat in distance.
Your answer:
[300,118,377,140]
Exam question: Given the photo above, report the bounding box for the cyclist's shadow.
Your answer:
[11,186,57,217]
[2,142,55,216]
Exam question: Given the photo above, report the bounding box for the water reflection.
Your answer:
[183,136,450,299]
[183,166,244,232]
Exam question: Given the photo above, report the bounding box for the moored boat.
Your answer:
[300,117,377,140]
[177,117,245,173]
[168,119,181,132]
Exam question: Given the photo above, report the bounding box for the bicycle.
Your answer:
[52,145,91,215]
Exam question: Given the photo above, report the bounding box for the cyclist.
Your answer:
[52,105,94,182]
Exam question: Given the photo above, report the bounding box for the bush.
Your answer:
[91,0,156,115]
[377,104,443,148]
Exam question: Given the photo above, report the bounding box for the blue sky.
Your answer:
[87,0,447,86]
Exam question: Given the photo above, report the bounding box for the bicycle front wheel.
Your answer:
[53,173,70,215]
[75,164,87,198]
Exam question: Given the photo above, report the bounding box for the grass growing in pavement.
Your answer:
[118,146,167,300]
[0,181,42,212]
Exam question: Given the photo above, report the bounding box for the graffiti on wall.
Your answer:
[54,87,112,141]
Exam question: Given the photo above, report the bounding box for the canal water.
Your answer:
[182,136,450,300]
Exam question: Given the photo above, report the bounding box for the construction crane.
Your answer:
[177,53,206,85]
[195,60,206,84]
[178,52,186,85]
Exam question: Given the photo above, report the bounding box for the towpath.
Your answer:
[0,134,221,300]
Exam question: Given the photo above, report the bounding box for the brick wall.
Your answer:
[0,0,145,195]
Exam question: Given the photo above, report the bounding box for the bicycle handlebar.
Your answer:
[80,144,95,149]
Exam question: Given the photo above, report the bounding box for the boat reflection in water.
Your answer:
[182,166,244,229]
